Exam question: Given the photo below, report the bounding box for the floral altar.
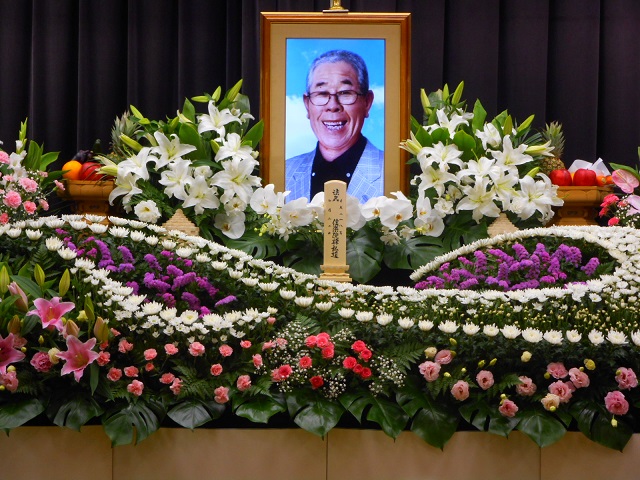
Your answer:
[1,82,640,455]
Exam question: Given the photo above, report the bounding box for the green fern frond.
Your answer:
[380,341,425,371]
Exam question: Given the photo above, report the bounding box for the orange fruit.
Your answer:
[62,160,83,180]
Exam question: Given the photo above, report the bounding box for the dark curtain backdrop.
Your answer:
[0,0,638,170]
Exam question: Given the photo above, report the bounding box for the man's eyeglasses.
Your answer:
[306,90,364,106]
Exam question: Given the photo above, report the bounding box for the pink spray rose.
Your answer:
[615,367,638,390]
[451,380,470,401]
[359,348,372,362]
[305,335,317,348]
[499,399,519,418]
[359,367,372,380]
[321,345,335,359]
[419,361,441,382]
[343,357,358,370]
[515,376,537,396]
[351,340,367,353]
[476,370,495,390]
[547,362,568,379]
[299,356,313,369]
[605,391,629,416]
[310,375,324,389]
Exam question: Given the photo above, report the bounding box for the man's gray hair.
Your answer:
[306,50,369,94]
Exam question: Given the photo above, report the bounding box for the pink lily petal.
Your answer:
[27,297,75,332]
[0,333,26,374]
[57,336,99,382]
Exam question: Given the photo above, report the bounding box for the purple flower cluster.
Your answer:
[415,242,601,292]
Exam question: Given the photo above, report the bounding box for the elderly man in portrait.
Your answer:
[285,50,384,203]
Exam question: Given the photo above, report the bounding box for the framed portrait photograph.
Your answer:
[260,12,411,203]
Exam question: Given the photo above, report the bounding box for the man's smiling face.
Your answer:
[303,61,374,161]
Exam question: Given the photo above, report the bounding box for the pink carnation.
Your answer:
[615,367,638,390]
[219,344,233,357]
[0,152,9,164]
[23,201,37,214]
[608,217,620,226]
[252,354,263,368]
[144,348,158,361]
[214,386,230,404]
[451,380,470,401]
[548,380,573,403]
[170,378,183,395]
[499,399,519,418]
[160,373,175,384]
[321,345,334,359]
[476,370,495,390]
[419,361,441,382]
[210,364,223,376]
[271,364,292,382]
[237,375,252,392]
[310,375,324,389]
[164,344,179,355]
[96,351,111,367]
[30,352,53,372]
[299,356,313,369]
[107,368,122,382]
[127,379,144,396]
[19,177,38,193]
[0,213,8,224]
[118,338,134,353]
[39,199,49,210]
[189,342,205,357]
[547,362,568,379]
[145,362,154,372]
[240,340,252,349]
[515,376,537,396]
[305,335,317,348]
[604,391,629,416]
[569,368,590,389]
[124,366,139,378]
[3,191,22,208]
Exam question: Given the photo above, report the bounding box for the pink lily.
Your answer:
[56,336,100,382]
[8,282,29,312]
[27,297,75,332]
[0,333,26,374]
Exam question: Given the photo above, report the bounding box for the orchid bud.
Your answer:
[478,360,486,368]
[449,338,457,347]
[461,368,467,374]
[8,283,29,313]
[443,372,451,378]
[584,359,596,371]
[7,315,22,335]
[94,317,110,344]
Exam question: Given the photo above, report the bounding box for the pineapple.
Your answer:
[539,121,566,174]
[110,111,140,160]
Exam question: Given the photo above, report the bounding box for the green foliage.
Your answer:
[102,398,165,446]
[286,389,345,437]
[233,393,286,424]
[167,399,225,429]
[340,390,409,439]
[0,398,45,431]
[347,227,384,283]
[517,408,567,447]
[46,392,103,431]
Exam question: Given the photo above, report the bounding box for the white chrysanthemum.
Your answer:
[180,310,199,325]
[74,258,95,271]
[377,314,393,326]
[144,235,159,246]
[44,217,65,228]
[501,325,521,339]
[7,228,22,238]
[566,330,582,343]
[607,330,628,345]
[259,282,279,292]
[162,239,177,250]
[240,278,259,287]
[483,324,499,337]
[338,308,354,318]
[398,317,414,329]
[26,229,42,240]
[57,247,77,260]
[543,330,563,345]
[159,308,178,321]
[228,270,243,279]
[26,218,46,228]
[176,247,194,258]
[211,261,227,270]
[418,320,434,331]
[279,289,296,300]
[107,226,128,238]
[588,329,605,345]
[355,311,374,322]
[438,320,458,333]
[142,302,164,316]
[295,297,314,308]
[522,328,543,343]
[631,331,640,347]
[129,230,146,242]
[463,323,480,335]
[315,301,333,312]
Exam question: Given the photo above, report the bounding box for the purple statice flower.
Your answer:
[581,257,600,276]
[458,256,474,267]
[497,262,510,281]
[126,281,140,294]
[525,255,541,280]
[512,243,530,260]
[497,280,510,290]
[488,248,515,266]
[459,278,480,289]
[510,279,540,290]
[451,268,474,280]
[84,247,98,258]
[548,257,562,278]
[533,243,551,263]
[509,261,522,273]
[172,271,197,290]
[181,259,194,268]
[166,264,184,278]
[117,263,135,273]
[540,275,556,284]
[160,292,176,308]
[160,250,174,260]
[439,262,451,272]
[200,306,211,316]
[196,277,220,297]
[117,245,135,264]
[144,254,162,271]
[415,281,429,289]
[473,250,488,274]
[182,291,200,310]
[143,272,171,293]
[215,295,237,307]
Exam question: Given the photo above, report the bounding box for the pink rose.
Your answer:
[605,391,629,415]
[124,366,139,378]
[541,393,561,411]
[547,362,568,379]
[615,367,638,390]
[305,335,317,348]
[310,375,324,389]
[419,361,441,382]
[164,344,178,355]
[30,352,53,372]
[321,345,335,359]
[548,380,573,403]
[351,340,366,353]
[299,356,313,369]
[476,370,494,390]
[360,367,372,380]
[1,371,18,392]
[23,201,37,214]
[107,368,122,382]
[343,357,358,370]
[118,338,134,353]
[499,399,519,418]
[237,374,251,392]
[145,362,155,372]
[252,354,263,368]
[451,380,470,401]
[160,373,175,384]
[127,379,144,396]
[170,378,183,395]
[359,348,372,362]
[240,340,252,349]
[210,364,223,376]
[144,348,157,361]
[515,376,537,396]
[219,344,233,357]
[435,349,454,365]
[3,191,22,208]
[189,342,205,357]
[569,368,590,389]
[353,364,364,375]
[316,333,331,348]
[214,386,230,404]
[96,351,111,367]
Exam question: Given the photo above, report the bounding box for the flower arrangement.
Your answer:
[0,215,639,451]
[599,147,640,228]
[96,81,563,284]
[0,120,61,223]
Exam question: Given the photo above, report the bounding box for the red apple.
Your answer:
[79,161,106,181]
[572,168,598,186]
[549,169,573,186]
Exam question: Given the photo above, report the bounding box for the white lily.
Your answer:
[250,184,285,215]
[117,147,154,181]
[490,136,533,170]
[109,171,143,207]
[456,156,502,183]
[456,177,501,222]
[475,123,502,149]
[182,176,220,214]
[197,101,240,136]
[151,132,197,169]
[417,141,465,171]
[214,132,255,163]
[424,108,470,138]
[417,165,458,197]
[158,159,193,201]
[211,156,261,205]
[510,175,563,220]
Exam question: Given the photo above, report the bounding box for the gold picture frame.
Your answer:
[260,12,411,199]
